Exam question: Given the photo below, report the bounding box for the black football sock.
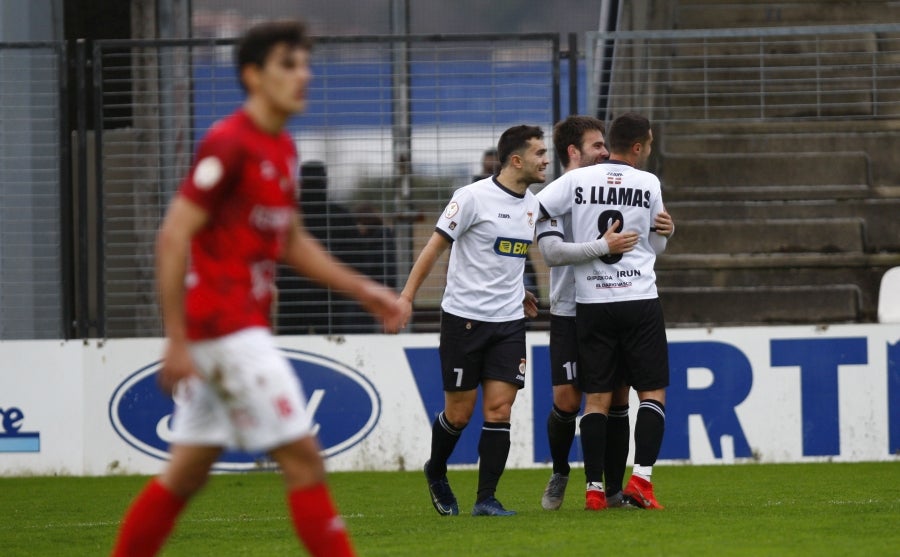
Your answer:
[634,399,666,467]
[604,404,630,495]
[579,412,608,486]
[547,405,578,476]
[476,422,511,502]
[428,411,464,478]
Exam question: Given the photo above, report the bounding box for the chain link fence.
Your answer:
[92,34,562,337]
[588,23,900,124]
[3,24,900,339]
[0,42,68,340]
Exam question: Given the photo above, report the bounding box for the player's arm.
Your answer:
[650,210,675,254]
[396,231,451,329]
[538,220,638,267]
[155,196,210,394]
[282,213,403,333]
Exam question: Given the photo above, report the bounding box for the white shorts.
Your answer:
[169,327,314,453]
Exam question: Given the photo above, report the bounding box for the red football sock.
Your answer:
[288,482,355,557]
[110,478,186,557]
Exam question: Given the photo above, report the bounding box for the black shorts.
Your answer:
[553,315,629,390]
[575,298,669,394]
[439,311,527,391]
[549,314,578,386]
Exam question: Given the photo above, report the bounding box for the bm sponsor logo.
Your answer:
[0,406,40,453]
[493,237,531,258]
[109,350,380,470]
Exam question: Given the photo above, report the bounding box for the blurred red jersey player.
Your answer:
[111,20,403,557]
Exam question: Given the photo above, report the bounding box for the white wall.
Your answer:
[1,324,898,476]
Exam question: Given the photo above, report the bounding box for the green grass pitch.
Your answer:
[1,462,897,556]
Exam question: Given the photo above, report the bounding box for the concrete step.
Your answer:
[664,90,873,119]
[670,44,880,71]
[659,125,900,156]
[664,217,865,255]
[664,198,900,252]
[662,184,871,202]
[655,121,900,189]
[662,151,869,188]
[655,252,900,323]
[659,285,861,325]
[676,2,900,29]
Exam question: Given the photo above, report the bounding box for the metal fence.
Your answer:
[2,24,899,339]
[90,34,564,338]
[0,42,68,340]
[588,23,900,124]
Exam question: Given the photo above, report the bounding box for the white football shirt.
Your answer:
[535,214,576,317]
[536,160,665,304]
[435,176,540,322]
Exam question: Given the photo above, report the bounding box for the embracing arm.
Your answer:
[538,219,639,267]
[650,210,675,255]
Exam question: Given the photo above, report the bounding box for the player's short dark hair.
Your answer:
[235,20,313,85]
[497,125,544,167]
[552,115,606,167]
[608,112,651,154]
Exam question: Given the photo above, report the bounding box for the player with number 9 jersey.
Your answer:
[537,159,666,304]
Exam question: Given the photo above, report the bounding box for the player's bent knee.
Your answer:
[553,385,582,413]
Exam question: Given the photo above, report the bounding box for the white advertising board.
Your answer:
[1,324,898,476]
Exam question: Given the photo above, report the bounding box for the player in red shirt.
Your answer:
[111,21,402,557]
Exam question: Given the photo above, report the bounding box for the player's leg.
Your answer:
[581,391,613,510]
[471,318,526,516]
[604,379,632,506]
[424,389,476,516]
[111,444,221,557]
[270,435,355,557]
[622,387,666,509]
[429,388,478,479]
[112,333,236,557]
[471,378,518,516]
[543,314,580,509]
[621,299,669,510]
[576,302,619,511]
[425,312,484,515]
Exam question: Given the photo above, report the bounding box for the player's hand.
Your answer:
[603,219,639,254]
[654,210,675,237]
[158,339,199,396]
[523,290,539,319]
[359,282,406,333]
[391,294,414,333]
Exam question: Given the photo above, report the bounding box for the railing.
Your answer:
[587,23,900,123]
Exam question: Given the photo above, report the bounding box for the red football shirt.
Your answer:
[177,109,298,340]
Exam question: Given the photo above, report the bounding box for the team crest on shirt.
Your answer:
[444,201,459,219]
[193,156,224,190]
[527,211,534,227]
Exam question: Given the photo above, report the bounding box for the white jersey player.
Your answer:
[536,112,672,511]
[396,125,547,517]
[535,115,641,510]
